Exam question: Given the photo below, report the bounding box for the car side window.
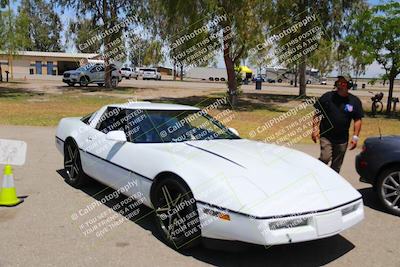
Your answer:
[96,107,129,137]
[91,65,104,73]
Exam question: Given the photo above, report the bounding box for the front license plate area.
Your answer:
[315,211,342,236]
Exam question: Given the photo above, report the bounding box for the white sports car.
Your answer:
[55,101,364,249]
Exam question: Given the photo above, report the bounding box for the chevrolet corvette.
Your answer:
[55,101,364,249]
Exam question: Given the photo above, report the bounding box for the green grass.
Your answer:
[1,90,399,145]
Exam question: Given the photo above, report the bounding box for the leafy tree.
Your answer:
[0,0,30,79]
[334,41,351,76]
[343,1,371,83]
[269,0,367,96]
[309,39,334,79]
[144,0,217,81]
[142,40,164,67]
[55,0,136,88]
[143,0,270,106]
[248,44,272,76]
[127,34,163,68]
[205,0,270,106]
[127,33,147,67]
[67,18,102,53]
[18,0,62,52]
[349,1,400,114]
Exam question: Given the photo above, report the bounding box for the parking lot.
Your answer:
[0,125,399,267]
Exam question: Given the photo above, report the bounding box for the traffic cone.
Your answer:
[0,165,23,207]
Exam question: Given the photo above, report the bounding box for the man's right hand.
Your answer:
[311,131,319,143]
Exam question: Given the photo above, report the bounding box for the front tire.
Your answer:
[152,177,201,249]
[64,140,88,188]
[80,76,89,87]
[377,167,400,216]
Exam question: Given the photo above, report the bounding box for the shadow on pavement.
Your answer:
[57,169,355,266]
[358,186,398,217]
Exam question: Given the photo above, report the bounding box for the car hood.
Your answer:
[155,139,361,217]
[64,70,80,75]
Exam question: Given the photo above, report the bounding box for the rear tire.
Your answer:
[64,140,89,188]
[152,176,201,249]
[111,77,118,88]
[377,167,400,216]
[97,83,104,87]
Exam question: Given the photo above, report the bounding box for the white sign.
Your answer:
[0,139,27,166]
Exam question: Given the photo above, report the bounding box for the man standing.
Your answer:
[312,76,364,173]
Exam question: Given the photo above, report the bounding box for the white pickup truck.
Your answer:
[121,67,139,80]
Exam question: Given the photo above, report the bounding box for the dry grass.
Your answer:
[0,89,398,145]
[0,91,119,126]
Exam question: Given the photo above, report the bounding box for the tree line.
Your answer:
[0,0,399,113]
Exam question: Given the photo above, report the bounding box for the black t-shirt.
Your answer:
[314,91,364,144]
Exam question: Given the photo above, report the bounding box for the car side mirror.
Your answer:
[228,127,239,136]
[106,130,127,142]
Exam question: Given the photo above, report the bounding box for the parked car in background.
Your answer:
[356,135,400,216]
[121,67,138,80]
[142,68,161,80]
[320,77,327,85]
[63,63,122,87]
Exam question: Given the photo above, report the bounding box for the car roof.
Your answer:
[108,101,200,111]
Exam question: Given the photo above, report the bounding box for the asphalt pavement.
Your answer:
[0,125,399,267]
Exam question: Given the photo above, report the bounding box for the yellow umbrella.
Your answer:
[239,65,253,74]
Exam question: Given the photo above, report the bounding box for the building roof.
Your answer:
[0,50,99,59]
[109,102,200,111]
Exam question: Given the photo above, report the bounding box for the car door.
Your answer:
[94,65,105,82]
[82,107,141,195]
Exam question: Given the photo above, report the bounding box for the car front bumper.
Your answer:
[63,78,78,83]
[197,198,364,246]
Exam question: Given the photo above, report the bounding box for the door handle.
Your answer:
[88,136,93,141]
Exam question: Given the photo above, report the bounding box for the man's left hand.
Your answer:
[349,140,357,150]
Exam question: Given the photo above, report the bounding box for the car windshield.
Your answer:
[76,66,87,71]
[143,69,156,72]
[76,64,96,71]
[121,68,130,71]
[127,109,239,143]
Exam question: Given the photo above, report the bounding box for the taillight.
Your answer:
[362,144,367,153]
[360,160,368,168]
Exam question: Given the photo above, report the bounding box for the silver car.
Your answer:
[63,64,122,87]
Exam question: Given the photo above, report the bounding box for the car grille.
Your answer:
[63,73,70,78]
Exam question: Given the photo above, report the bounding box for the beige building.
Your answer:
[0,51,99,79]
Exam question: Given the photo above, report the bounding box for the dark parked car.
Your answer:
[356,135,400,216]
